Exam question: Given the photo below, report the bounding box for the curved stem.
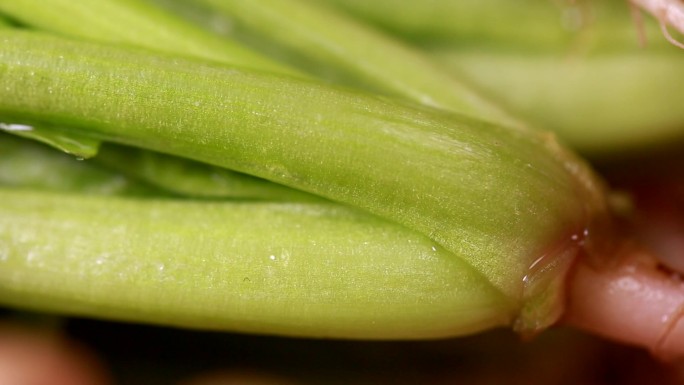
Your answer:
[564,242,684,360]
[631,0,684,40]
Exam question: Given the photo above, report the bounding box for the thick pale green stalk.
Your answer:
[0,0,294,75]
[0,31,607,331]
[433,49,684,156]
[0,188,510,339]
[190,0,514,125]
[0,120,319,201]
[95,143,322,201]
[0,134,153,195]
[319,0,667,52]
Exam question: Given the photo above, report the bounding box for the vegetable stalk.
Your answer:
[0,30,607,334]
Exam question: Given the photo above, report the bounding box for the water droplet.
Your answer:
[158,263,165,271]
[0,123,33,131]
[269,255,276,261]
[431,246,437,252]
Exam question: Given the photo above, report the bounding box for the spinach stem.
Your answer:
[0,0,296,75]
[190,0,517,126]
[0,187,511,339]
[0,30,607,331]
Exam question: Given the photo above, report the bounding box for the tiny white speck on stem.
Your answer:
[0,123,33,131]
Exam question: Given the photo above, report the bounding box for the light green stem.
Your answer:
[319,0,668,52]
[433,49,684,156]
[0,0,295,75]
[0,31,608,331]
[190,0,515,125]
[95,143,323,201]
[0,188,511,339]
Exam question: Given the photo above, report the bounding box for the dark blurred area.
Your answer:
[4,312,671,385]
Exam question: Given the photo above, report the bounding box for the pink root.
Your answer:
[630,0,684,47]
[564,246,684,360]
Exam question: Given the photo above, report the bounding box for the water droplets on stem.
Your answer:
[515,229,588,335]
[0,123,33,132]
[267,250,291,267]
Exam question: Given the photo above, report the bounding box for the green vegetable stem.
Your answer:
[318,0,668,52]
[182,0,517,126]
[94,143,323,201]
[0,0,295,75]
[137,0,684,157]
[433,48,684,156]
[0,30,607,336]
[318,0,684,156]
[0,188,510,339]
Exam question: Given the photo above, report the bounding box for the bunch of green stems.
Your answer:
[0,0,682,341]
